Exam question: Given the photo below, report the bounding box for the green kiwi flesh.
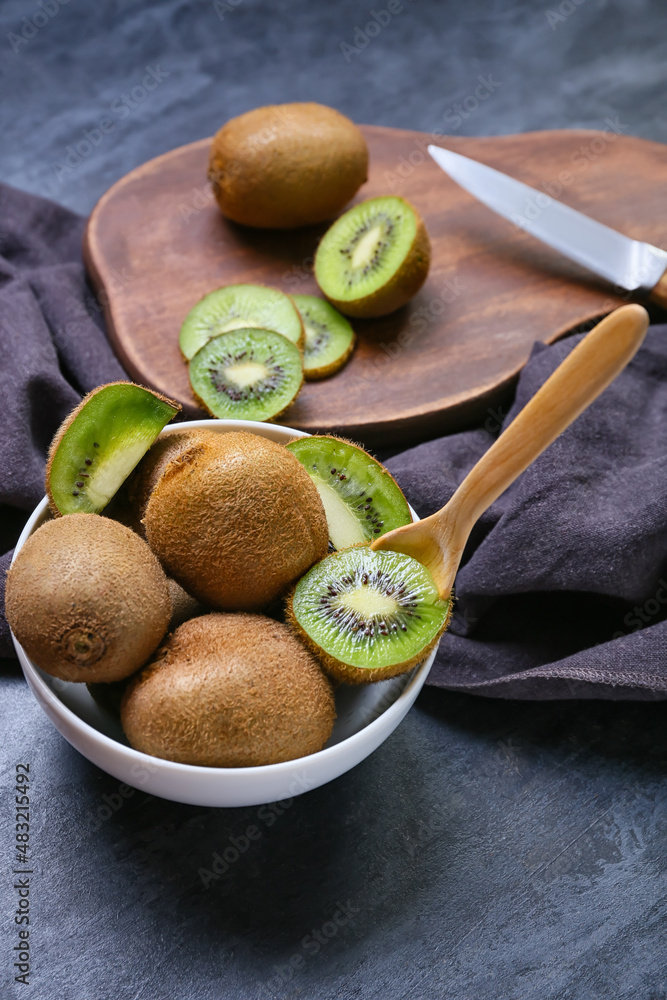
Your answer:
[291,294,355,379]
[288,546,450,683]
[46,382,180,515]
[189,328,303,421]
[285,436,411,550]
[314,196,430,317]
[179,283,304,360]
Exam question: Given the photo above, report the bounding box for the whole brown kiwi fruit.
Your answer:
[6,514,171,682]
[109,427,216,536]
[208,102,368,229]
[121,613,336,766]
[143,430,329,611]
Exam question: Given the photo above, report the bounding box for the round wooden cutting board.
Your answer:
[83,126,667,448]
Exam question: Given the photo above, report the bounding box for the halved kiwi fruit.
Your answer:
[314,196,431,318]
[189,328,303,422]
[46,382,180,516]
[288,546,450,684]
[286,435,411,550]
[291,294,356,380]
[179,284,304,360]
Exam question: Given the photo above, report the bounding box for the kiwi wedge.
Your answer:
[189,328,303,422]
[287,546,450,684]
[46,382,180,516]
[291,295,356,380]
[286,435,411,550]
[314,196,431,318]
[179,284,304,360]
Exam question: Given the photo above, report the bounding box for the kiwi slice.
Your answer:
[314,196,431,318]
[291,295,356,380]
[46,382,180,516]
[286,435,411,550]
[179,284,304,360]
[189,328,303,422]
[287,546,450,684]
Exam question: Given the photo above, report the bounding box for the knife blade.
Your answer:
[427,144,667,305]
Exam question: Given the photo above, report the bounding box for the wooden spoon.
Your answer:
[371,303,649,600]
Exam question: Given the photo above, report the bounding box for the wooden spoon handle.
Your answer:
[374,304,649,600]
[442,304,648,540]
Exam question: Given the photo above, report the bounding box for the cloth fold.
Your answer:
[0,183,126,658]
[2,181,667,698]
[386,332,667,698]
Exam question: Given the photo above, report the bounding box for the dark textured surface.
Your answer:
[2,1,667,997]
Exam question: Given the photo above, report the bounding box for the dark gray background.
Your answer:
[2,1,667,998]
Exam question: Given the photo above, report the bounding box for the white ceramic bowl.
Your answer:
[11,419,439,807]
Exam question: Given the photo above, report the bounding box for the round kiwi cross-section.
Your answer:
[286,435,412,550]
[46,382,180,516]
[179,284,304,360]
[189,328,303,422]
[287,546,450,684]
[314,196,431,318]
[291,294,356,380]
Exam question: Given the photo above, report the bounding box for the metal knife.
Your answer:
[428,144,667,308]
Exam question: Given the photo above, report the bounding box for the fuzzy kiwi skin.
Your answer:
[45,381,180,518]
[143,430,329,611]
[121,613,336,767]
[6,514,171,683]
[208,103,368,229]
[85,579,205,709]
[166,577,208,630]
[110,428,219,537]
[315,202,431,319]
[285,587,452,685]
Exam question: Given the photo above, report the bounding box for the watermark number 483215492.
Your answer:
[11,763,33,986]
